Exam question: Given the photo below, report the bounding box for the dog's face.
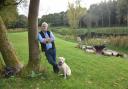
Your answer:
[58,57,65,66]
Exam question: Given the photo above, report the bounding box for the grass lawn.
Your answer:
[0,32,128,89]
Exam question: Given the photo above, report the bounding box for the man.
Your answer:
[38,22,59,73]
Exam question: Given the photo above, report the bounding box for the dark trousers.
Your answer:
[45,48,59,73]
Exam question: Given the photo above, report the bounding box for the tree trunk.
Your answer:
[102,15,104,27]
[27,0,41,71]
[108,11,111,27]
[118,9,121,26]
[118,16,121,26]
[0,16,22,72]
[127,10,128,27]
[96,20,98,27]
[0,57,4,73]
[0,59,3,76]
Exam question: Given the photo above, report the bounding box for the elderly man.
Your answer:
[38,22,59,73]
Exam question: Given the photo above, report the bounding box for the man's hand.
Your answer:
[46,38,51,43]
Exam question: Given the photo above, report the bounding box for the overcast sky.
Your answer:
[18,0,107,18]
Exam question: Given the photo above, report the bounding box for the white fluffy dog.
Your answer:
[58,57,71,79]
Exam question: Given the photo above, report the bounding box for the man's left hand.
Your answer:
[46,38,51,43]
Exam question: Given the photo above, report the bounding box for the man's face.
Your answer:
[41,24,48,32]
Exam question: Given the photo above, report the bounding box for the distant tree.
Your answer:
[39,11,68,27]
[88,4,100,27]
[8,15,27,28]
[81,0,120,27]
[99,2,106,27]
[67,0,86,29]
[107,1,112,27]
[117,0,128,26]
[15,15,27,28]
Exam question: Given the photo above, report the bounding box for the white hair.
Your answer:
[41,22,48,27]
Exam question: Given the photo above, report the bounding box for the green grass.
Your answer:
[0,32,128,89]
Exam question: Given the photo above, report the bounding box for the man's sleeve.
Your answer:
[38,33,46,43]
[50,32,55,42]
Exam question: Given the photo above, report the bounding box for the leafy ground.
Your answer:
[0,32,128,89]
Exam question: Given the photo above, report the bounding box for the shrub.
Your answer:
[76,29,88,36]
[109,36,128,48]
[83,38,108,46]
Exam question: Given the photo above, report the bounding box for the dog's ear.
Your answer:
[62,57,65,61]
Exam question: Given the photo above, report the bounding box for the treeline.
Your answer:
[38,12,68,27]
[82,0,128,27]
[7,15,27,28]
[7,0,128,28]
[39,0,128,27]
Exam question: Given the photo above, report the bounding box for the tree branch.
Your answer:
[2,0,24,7]
[15,0,24,5]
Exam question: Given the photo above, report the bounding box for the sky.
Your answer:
[18,0,107,18]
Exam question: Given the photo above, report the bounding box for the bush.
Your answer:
[76,29,88,36]
[109,36,128,48]
[83,38,108,46]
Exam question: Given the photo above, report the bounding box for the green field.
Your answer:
[0,32,128,89]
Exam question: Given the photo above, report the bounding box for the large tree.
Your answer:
[0,0,23,72]
[0,16,22,71]
[27,0,41,71]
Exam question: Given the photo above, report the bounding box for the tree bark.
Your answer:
[102,15,104,27]
[27,0,41,71]
[0,60,3,76]
[108,11,111,27]
[0,16,22,72]
[0,57,4,73]
[127,10,128,27]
